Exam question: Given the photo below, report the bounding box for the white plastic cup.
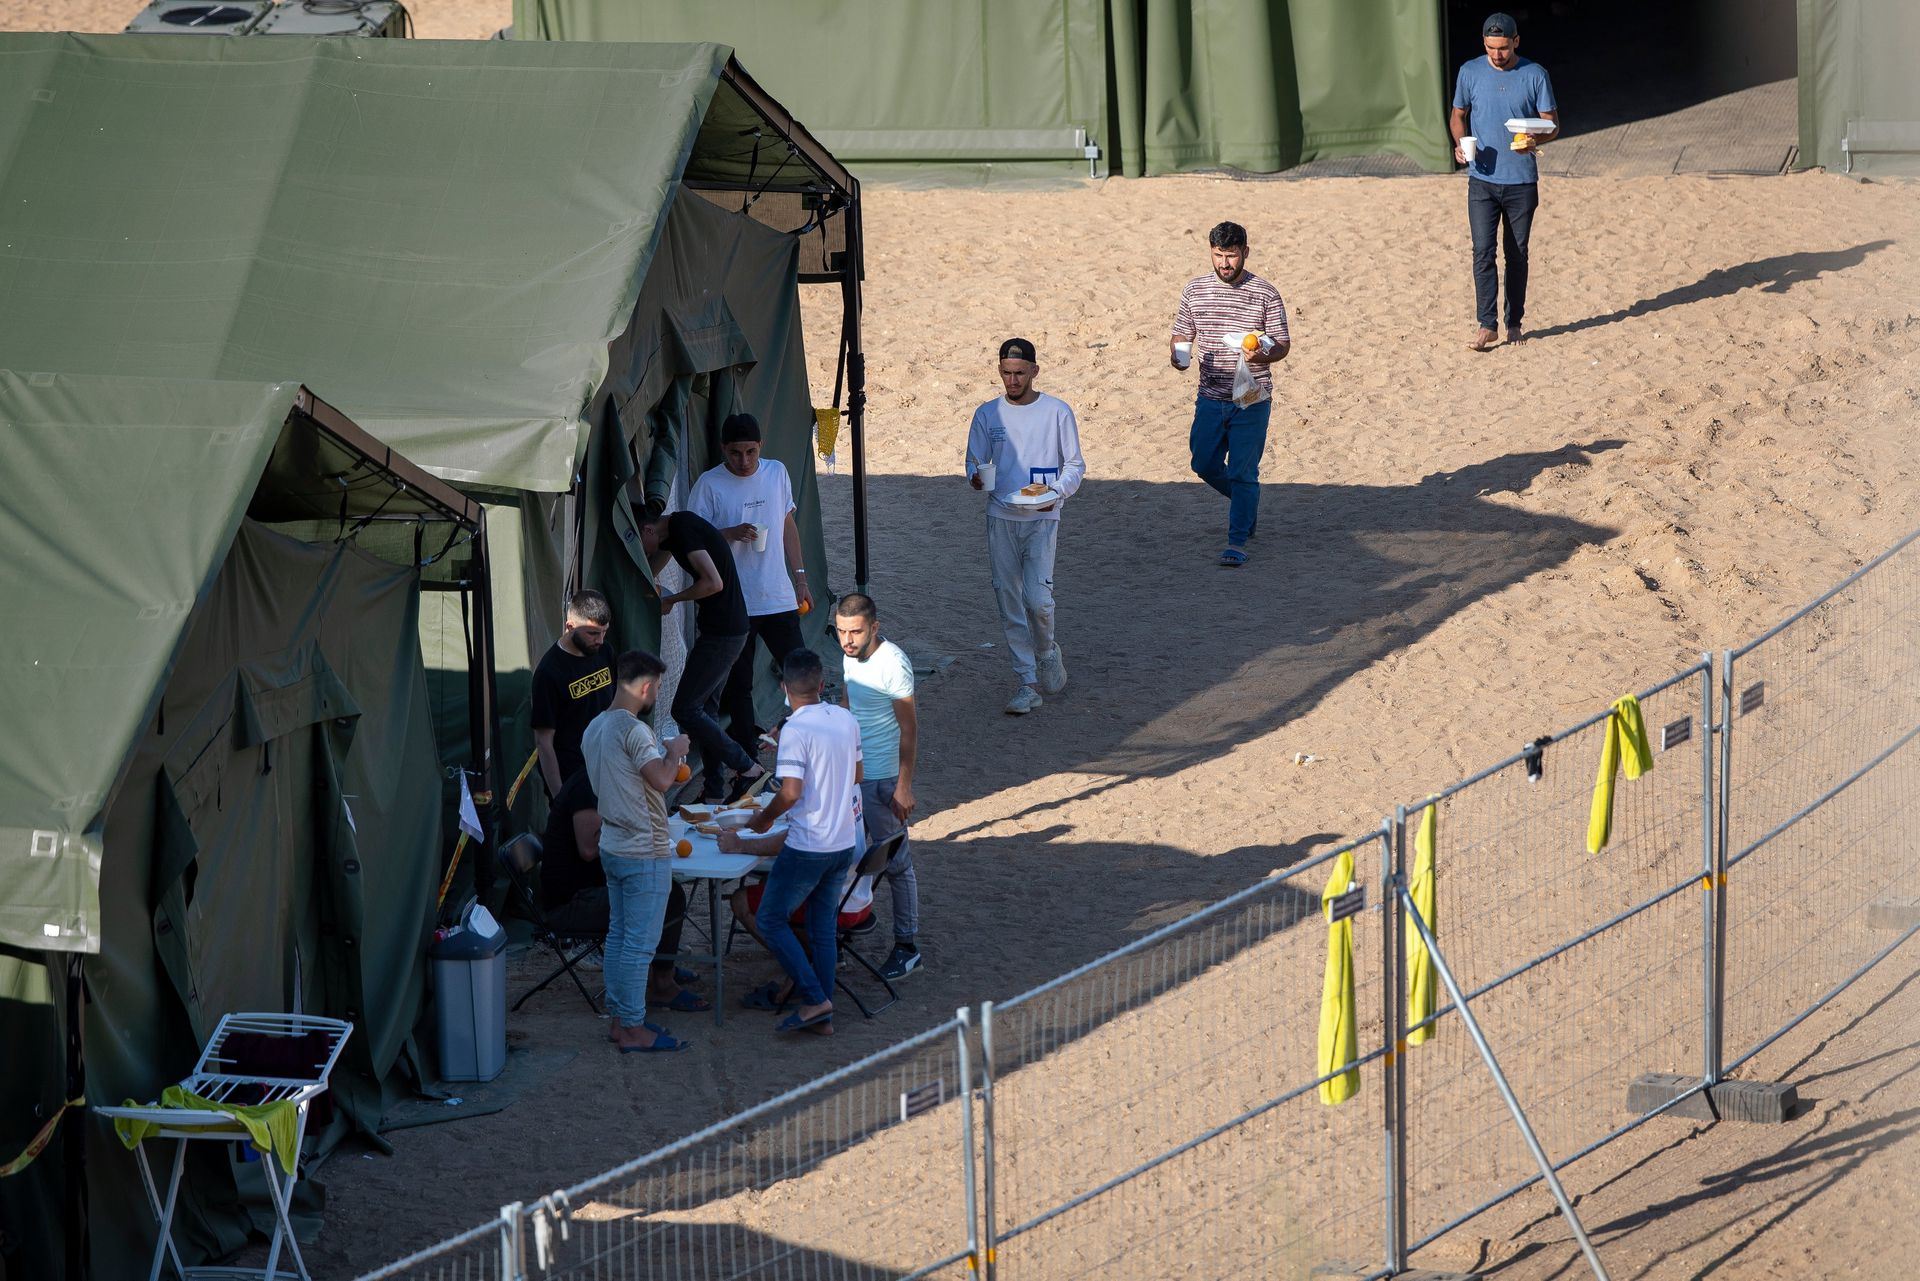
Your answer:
[1172,341,1194,369]
[752,524,769,553]
[976,461,996,491]
[1459,135,1479,166]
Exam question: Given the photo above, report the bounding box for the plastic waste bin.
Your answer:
[430,906,506,1082]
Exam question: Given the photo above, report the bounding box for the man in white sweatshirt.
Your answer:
[964,338,1086,715]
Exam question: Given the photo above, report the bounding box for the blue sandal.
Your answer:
[775,1010,833,1033]
[618,1025,690,1053]
[1218,546,1249,568]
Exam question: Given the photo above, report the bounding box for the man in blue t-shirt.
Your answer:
[1450,12,1558,351]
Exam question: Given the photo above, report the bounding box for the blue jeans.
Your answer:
[1468,178,1539,331]
[1189,396,1270,547]
[755,843,856,1007]
[858,778,918,942]
[601,853,672,1026]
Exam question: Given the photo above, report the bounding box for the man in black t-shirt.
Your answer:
[530,590,615,798]
[637,508,767,801]
[541,769,707,1012]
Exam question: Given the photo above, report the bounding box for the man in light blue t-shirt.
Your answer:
[1450,11,1558,351]
[833,592,925,980]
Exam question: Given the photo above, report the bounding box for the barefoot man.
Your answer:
[1451,11,1558,351]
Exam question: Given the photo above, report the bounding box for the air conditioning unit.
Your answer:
[123,2,274,33]
[251,0,410,37]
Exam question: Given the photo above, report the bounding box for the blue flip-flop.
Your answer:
[775,1010,833,1033]
[618,1026,690,1053]
[1218,546,1249,568]
[664,989,711,1013]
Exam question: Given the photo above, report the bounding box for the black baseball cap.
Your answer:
[1482,12,1517,38]
[999,337,1037,363]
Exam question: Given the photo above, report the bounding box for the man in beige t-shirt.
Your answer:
[583,650,692,1053]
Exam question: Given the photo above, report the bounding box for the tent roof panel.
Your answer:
[0,373,477,953]
[0,34,735,492]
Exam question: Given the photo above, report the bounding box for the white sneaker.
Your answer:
[1037,645,1068,695]
[1004,685,1044,715]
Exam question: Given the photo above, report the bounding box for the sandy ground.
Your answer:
[8,4,1920,1276]
[315,170,1918,1280]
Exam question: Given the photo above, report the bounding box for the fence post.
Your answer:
[1712,649,1735,1084]
[957,1007,981,1279]
[497,1200,524,1281]
[979,1000,998,1281]
[1383,814,1408,1275]
[1699,658,1721,1088]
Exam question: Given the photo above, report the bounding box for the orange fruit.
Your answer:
[675,838,692,858]
[1241,332,1261,351]
[798,598,812,616]
[674,762,691,783]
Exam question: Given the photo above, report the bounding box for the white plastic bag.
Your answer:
[1230,350,1270,408]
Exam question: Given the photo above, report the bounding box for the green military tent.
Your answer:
[1799,0,1920,174]
[0,33,868,1277]
[515,0,1453,180]
[0,29,871,857]
[0,376,490,1278]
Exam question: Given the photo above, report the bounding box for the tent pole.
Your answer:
[63,953,85,1281]
[473,511,506,913]
[844,184,869,595]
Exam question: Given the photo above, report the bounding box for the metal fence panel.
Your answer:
[1396,667,1711,1255]
[1721,530,1920,1068]
[355,1220,510,1281]
[521,1017,976,1281]
[983,834,1391,1280]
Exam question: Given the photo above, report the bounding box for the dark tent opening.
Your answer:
[1442,0,1797,141]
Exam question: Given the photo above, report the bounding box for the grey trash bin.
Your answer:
[430,915,507,1082]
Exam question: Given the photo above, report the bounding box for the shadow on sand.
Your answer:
[1525,243,1892,342]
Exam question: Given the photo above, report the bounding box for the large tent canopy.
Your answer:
[0,33,859,495]
[0,377,480,957]
[0,32,872,830]
[0,374,487,1276]
[515,0,1452,179]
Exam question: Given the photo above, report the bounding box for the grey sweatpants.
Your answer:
[987,514,1058,683]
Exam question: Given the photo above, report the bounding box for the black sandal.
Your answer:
[739,980,790,1012]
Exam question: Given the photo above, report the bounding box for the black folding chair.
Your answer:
[498,833,604,1014]
[834,830,907,1018]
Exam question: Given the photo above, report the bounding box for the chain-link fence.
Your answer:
[359,531,1920,1281]
[1719,529,1920,1072]
[981,834,1391,1280]
[1393,664,1713,1258]
[357,1220,512,1281]
[515,1015,977,1280]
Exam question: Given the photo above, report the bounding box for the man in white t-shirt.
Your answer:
[744,647,862,1034]
[833,592,924,980]
[688,413,812,773]
[965,337,1085,716]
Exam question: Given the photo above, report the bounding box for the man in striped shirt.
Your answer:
[1170,221,1291,567]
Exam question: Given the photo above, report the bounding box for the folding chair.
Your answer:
[95,1012,351,1281]
[834,830,907,1018]
[498,833,604,1014]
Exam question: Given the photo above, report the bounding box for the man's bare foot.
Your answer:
[1506,327,1526,345]
[1467,327,1498,352]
